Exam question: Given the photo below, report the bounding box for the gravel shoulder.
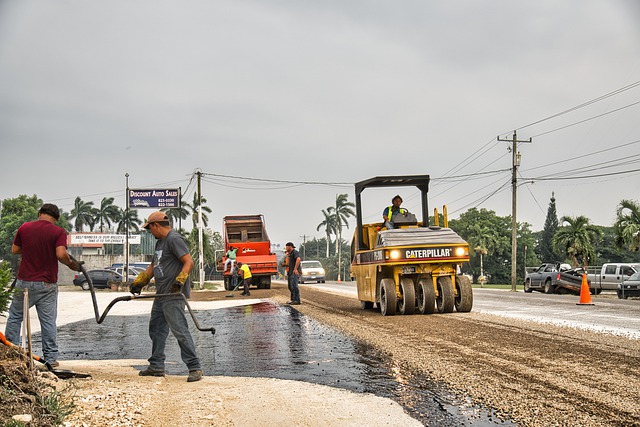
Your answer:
[59,359,420,427]
[280,285,640,426]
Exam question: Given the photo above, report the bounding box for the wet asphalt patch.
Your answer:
[44,301,513,426]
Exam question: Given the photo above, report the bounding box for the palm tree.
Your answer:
[94,197,120,232]
[552,215,601,267]
[162,201,190,230]
[613,199,640,252]
[69,197,95,232]
[317,209,337,257]
[184,193,212,228]
[116,208,142,233]
[329,194,355,255]
[469,224,499,284]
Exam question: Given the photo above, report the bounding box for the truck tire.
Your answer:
[524,279,533,293]
[454,275,473,313]
[224,276,232,291]
[416,278,435,315]
[544,279,555,294]
[436,276,454,313]
[379,278,397,316]
[398,277,415,315]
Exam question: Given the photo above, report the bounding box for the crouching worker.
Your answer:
[237,261,251,296]
[130,211,203,383]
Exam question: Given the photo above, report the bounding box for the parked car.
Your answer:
[73,269,127,290]
[617,272,640,299]
[299,260,326,284]
[109,266,144,280]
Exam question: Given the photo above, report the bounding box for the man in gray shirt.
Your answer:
[130,211,202,382]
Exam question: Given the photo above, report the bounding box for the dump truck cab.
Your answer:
[351,175,472,315]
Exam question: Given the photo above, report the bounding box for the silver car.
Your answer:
[617,272,640,299]
[299,260,326,284]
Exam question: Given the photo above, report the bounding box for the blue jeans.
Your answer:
[147,297,201,371]
[288,273,300,303]
[5,281,59,362]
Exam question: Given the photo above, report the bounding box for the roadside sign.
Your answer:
[71,234,141,245]
[128,188,180,208]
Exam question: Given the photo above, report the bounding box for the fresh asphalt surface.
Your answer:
[5,281,639,341]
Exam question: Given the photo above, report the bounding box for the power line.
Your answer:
[529,99,640,138]
[521,138,640,173]
[506,80,640,134]
[201,172,351,187]
[524,167,640,181]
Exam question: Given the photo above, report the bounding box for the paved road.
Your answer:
[302,280,640,338]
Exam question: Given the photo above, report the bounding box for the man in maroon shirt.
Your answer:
[4,203,80,367]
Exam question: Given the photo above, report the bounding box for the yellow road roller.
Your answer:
[350,175,472,315]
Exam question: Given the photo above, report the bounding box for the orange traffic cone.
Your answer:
[577,273,594,306]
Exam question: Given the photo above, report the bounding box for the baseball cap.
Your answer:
[142,211,169,229]
[285,242,295,248]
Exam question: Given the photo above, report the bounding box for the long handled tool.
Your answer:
[75,257,215,334]
[225,279,242,298]
[0,331,90,379]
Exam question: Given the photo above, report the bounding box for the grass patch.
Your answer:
[472,283,524,291]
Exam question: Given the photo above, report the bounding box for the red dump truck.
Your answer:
[217,215,278,290]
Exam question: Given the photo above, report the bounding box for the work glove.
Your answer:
[170,271,189,293]
[130,271,151,295]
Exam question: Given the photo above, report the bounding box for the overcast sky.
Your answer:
[1,0,639,248]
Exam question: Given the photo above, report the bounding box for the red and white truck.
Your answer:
[217,215,278,290]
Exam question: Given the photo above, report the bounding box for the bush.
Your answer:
[0,260,16,315]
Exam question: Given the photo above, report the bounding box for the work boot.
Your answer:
[139,367,165,377]
[49,361,60,368]
[187,369,203,382]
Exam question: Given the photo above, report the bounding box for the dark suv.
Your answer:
[73,269,126,290]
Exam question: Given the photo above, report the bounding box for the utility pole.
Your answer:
[336,194,341,283]
[497,131,531,291]
[300,234,309,260]
[125,173,130,284]
[197,171,204,290]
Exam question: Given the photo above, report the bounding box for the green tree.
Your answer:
[0,260,15,314]
[448,208,535,284]
[0,195,42,270]
[316,209,336,257]
[94,197,120,232]
[537,193,560,262]
[69,197,96,232]
[613,199,640,252]
[328,194,355,256]
[449,208,511,283]
[553,215,601,267]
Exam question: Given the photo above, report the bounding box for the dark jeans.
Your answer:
[288,273,300,303]
[148,297,201,371]
[231,273,238,288]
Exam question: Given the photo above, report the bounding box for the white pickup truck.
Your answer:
[587,263,640,292]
